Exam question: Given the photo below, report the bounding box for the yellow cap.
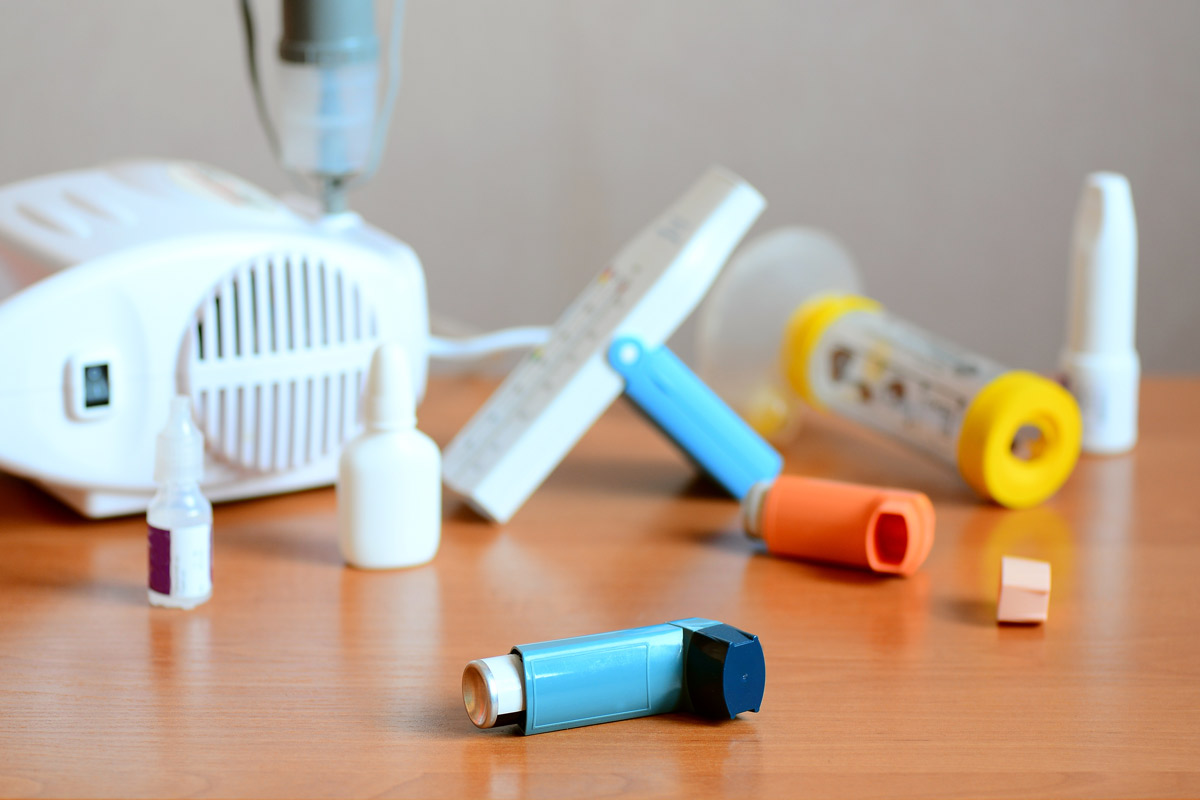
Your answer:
[782,294,882,408]
[957,371,1082,509]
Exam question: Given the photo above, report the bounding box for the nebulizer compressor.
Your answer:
[0,0,438,517]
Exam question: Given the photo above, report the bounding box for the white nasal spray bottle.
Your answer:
[1060,172,1140,454]
[148,396,213,609]
[338,343,441,569]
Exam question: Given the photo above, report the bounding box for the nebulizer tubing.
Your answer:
[427,326,551,361]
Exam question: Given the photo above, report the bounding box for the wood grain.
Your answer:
[1,377,1198,799]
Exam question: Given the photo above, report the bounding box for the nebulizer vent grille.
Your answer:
[181,253,380,473]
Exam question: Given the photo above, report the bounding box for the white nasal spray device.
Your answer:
[337,343,441,569]
[1060,172,1140,455]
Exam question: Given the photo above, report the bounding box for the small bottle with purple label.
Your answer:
[147,396,212,609]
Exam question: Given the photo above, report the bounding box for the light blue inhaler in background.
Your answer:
[462,618,765,735]
[608,338,783,500]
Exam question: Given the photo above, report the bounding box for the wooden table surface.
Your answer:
[1,376,1198,799]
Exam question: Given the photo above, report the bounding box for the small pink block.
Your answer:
[997,556,1051,624]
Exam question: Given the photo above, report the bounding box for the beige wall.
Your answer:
[2,0,1197,370]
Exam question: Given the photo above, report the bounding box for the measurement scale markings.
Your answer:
[841,330,983,405]
[448,271,638,474]
[448,257,666,479]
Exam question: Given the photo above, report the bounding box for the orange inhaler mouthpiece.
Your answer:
[743,475,935,576]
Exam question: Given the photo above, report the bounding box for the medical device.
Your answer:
[742,474,934,577]
[337,343,441,570]
[462,618,765,735]
[1060,172,1140,454]
[148,396,213,609]
[0,0,433,516]
[240,0,407,215]
[698,227,1084,509]
[607,336,781,501]
[0,159,427,517]
[441,167,770,524]
[783,295,1081,508]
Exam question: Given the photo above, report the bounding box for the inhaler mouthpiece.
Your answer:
[155,396,204,484]
[744,475,936,576]
[462,655,526,729]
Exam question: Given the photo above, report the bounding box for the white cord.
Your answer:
[428,326,550,361]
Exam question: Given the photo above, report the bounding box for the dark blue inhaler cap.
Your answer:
[685,623,765,718]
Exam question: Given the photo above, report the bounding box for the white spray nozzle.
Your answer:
[155,396,205,484]
[1066,172,1138,355]
[365,343,416,430]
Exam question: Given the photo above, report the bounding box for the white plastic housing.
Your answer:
[1060,172,1139,454]
[0,160,428,517]
[278,61,378,179]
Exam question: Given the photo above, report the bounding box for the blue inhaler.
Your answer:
[608,338,783,500]
[462,618,765,735]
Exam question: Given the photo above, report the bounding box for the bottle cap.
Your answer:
[684,624,766,719]
[365,342,416,430]
[154,396,204,484]
[748,475,935,576]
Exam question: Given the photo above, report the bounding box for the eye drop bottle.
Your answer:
[148,396,213,609]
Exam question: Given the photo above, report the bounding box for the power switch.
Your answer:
[66,353,115,421]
